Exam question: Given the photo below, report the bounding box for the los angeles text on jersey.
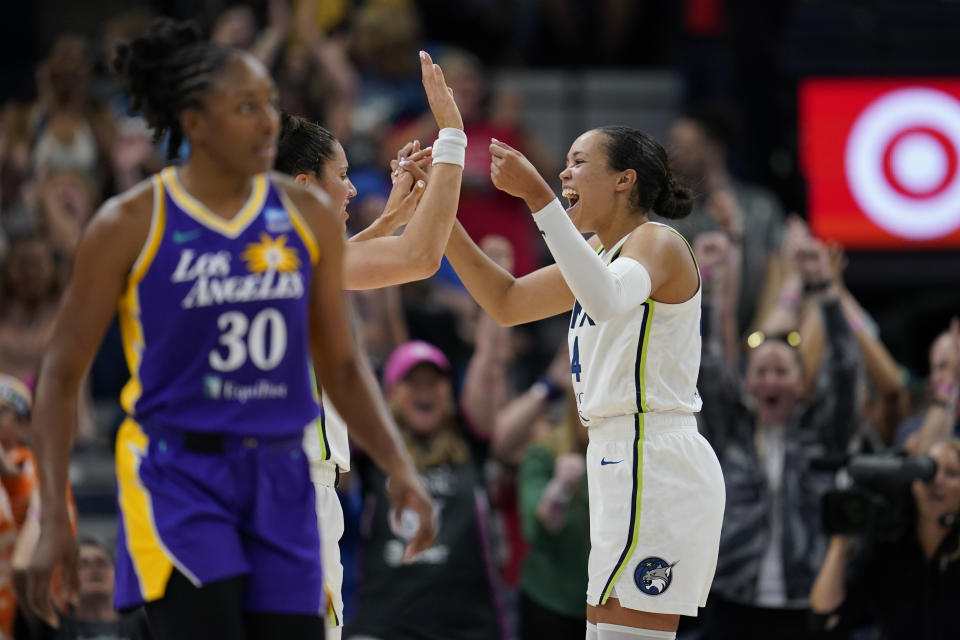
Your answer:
[171,233,306,309]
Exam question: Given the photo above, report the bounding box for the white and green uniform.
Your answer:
[302,394,350,637]
[560,222,725,617]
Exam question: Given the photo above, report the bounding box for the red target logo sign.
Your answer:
[801,79,960,248]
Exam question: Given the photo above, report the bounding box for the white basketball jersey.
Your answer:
[302,391,351,471]
[568,224,703,425]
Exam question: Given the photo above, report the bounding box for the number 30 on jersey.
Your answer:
[209,308,287,372]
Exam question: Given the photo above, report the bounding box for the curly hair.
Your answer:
[112,18,234,159]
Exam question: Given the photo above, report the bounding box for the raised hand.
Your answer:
[381,172,426,230]
[391,139,421,174]
[489,138,554,210]
[419,51,462,130]
[391,141,432,185]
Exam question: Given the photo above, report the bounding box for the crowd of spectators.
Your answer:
[0,2,958,639]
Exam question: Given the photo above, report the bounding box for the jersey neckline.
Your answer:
[162,167,267,238]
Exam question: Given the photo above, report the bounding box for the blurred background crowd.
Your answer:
[0,0,959,639]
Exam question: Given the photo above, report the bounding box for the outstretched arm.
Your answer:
[533,199,695,321]
[459,237,516,437]
[460,312,512,439]
[342,51,464,291]
[445,222,575,326]
[694,233,744,446]
[442,140,575,326]
[803,241,860,450]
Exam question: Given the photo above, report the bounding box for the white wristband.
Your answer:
[431,127,467,167]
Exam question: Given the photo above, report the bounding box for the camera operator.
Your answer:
[809,439,960,639]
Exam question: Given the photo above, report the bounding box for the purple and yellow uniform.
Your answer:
[114,167,324,614]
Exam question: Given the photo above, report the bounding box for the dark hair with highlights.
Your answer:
[597,125,694,220]
[275,112,338,177]
[112,18,235,160]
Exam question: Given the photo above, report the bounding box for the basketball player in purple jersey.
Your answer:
[26,19,437,640]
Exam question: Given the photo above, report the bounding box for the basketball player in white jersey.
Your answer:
[276,51,466,638]
[441,126,726,640]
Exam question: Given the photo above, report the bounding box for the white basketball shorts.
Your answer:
[585,413,725,616]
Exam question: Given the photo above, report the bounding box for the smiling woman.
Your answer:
[347,339,509,640]
[695,237,860,639]
[25,17,434,640]
[441,125,726,639]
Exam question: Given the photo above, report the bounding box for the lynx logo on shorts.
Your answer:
[634,557,677,595]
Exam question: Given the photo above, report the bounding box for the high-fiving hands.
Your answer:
[489,138,554,211]
[419,50,462,131]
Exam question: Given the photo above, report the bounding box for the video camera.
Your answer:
[817,451,936,540]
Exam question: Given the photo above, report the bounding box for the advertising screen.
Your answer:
[799,79,960,248]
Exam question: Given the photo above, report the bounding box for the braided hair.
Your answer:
[275,112,338,177]
[597,125,694,220]
[113,18,234,160]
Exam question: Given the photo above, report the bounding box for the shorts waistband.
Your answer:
[586,413,698,441]
[139,422,305,454]
[310,460,340,488]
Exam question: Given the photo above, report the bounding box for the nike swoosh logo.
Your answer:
[600,458,623,466]
[173,230,202,244]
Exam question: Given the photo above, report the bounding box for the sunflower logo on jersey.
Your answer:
[242,233,301,273]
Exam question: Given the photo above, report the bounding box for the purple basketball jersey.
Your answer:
[117,168,321,437]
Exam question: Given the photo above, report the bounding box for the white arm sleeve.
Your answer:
[533,198,651,322]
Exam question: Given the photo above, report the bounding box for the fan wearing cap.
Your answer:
[346,340,506,640]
